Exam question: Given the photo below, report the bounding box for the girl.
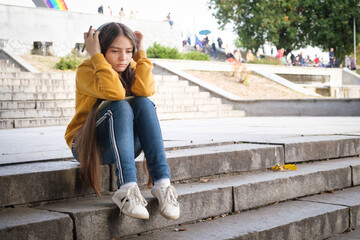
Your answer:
[64,22,180,220]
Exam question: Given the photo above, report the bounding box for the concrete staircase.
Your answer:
[1,134,360,239]
[0,66,245,129]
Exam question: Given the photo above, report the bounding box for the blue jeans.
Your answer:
[73,97,170,188]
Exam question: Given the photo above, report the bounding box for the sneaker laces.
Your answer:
[162,185,179,211]
[121,185,148,211]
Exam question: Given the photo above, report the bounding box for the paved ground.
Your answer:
[1,117,360,166]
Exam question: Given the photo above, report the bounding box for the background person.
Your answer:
[329,47,335,67]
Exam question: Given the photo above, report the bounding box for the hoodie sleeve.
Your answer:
[130,50,155,96]
[76,53,126,101]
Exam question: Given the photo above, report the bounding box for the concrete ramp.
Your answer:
[251,68,321,97]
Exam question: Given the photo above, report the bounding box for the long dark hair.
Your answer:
[75,22,138,196]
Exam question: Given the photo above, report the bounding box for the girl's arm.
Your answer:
[77,55,126,100]
[77,28,126,100]
[130,31,155,97]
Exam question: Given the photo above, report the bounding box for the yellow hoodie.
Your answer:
[64,50,155,149]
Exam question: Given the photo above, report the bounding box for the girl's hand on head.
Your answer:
[134,31,144,51]
[84,29,101,57]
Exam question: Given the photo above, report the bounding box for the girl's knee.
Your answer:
[109,100,132,112]
[99,100,133,120]
[131,97,154,109]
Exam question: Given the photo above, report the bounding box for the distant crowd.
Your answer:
[275,47,357,70]
[97,4,137,19]
[96,5,357,71]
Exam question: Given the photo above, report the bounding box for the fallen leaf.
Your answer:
[200,179,211,183]
[271,164,297,171]
[174,228,188,232]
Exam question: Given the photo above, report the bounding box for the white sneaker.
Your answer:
[112,185,149,220]
[151,184,180,220]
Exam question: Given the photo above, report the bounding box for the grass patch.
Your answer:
[55,50,84,70]
[147,42,209,61]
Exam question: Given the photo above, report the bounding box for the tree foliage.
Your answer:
[209,0,360,60]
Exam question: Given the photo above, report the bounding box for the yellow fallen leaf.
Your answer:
[271,164,297,171]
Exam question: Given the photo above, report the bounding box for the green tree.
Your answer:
[209,0,360,60]
[302,0,360,61]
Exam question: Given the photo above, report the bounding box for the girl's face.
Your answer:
[105,35,133,73]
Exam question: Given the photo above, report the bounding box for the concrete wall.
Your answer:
[152,58,344,87]
[153,63,360,116]
[231,99,360,116]
[343,68,360,85]
[0,4,182,57]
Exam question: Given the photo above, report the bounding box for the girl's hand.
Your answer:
[134,31,144,51]
[84,29,101,57]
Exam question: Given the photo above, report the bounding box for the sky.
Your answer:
[0,0,238,46]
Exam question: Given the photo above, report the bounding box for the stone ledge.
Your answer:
[301,186,360,229]
[40,157,358,239]
[0,207,73,240]
[124,200,348,240]
[39,186,233,240]
[0,49,40,73]
[241,135,360,163]
[111,143,284,190]
[0,161,110,207]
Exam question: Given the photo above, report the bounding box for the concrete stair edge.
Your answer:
[123,187,360,240]
[1,135,359,207]
[7,159,359,240]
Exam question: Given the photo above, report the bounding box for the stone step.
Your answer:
[0,97,223,111]
[154,74,179,82]
[0,109,246,128]
[151,97,222,106]
[0,60,18,69]
[0,67,21,72]
[0,85,75,93]
[0,208,73,240]
[155,104,234,113]
[12,158,360,240]
[156,85,199,93]
[0,76,179,84]
[154,91,211,99]
[125,186,360,240]
[2,136,359,208]
[0,143,283,206]
[0,70,246,127]
[0,92,75,101]
[0,59,10,64]
[0,73,172,86]
[328,228,360,239]
[157,109,246,120]
[0,82,195,94]
[0,78,75,86]
[0,105,237,119]
[0,117,72,128]
[156,79,189,87]
[0,72,76,80]
[0,100,75,110]
[0,108,75,119]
